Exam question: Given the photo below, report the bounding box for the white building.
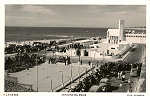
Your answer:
[104,19,146,57]
[107,29,120,44]
[107,20,146,44]
[107,20,125,44]
[56,20,146,59]
[124,29,146,44]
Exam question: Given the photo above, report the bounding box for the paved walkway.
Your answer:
[9,61,90,92]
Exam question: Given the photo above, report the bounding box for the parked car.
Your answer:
[98,83,111,92]
[100,78,110,83]
[88,85,99,92]
[99,78,111,92]
[88,78,112,92]
[130,68,137,77]
[88,83,111,92]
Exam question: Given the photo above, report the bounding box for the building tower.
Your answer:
[119,20,125,42]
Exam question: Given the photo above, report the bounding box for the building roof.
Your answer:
[107,29,120,36]
[124,29,146,34]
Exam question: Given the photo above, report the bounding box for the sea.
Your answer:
[5,27,108,42]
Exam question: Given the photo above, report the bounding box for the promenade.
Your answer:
[9,61,90,92]
[5,41,146,92]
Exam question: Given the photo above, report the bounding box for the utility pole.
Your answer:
[51,79,53,92]
[86,68,87,78]
[70,78,72,89]
[103,51,105,64]
[70,63,72,89]
[59,71,64,87]
[36,49,39,92]
[78,63,80,82]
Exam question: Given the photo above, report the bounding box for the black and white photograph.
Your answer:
[4,5,146,92]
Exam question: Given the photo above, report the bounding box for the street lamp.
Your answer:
[85,68,87,78]
[70,63,73,89]
[102,51,105,64]
[78,66,80,82]
[17,48,21,65]
[51,79,53,92]
[59,71,64,87]
[36,48,40,92]
[70,78,72,89]
[94,50,96,63]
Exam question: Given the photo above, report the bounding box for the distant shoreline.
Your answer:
[5,39,70,45]
[5,36,90,47]
[5,26,108,29]
[5,27,107,42]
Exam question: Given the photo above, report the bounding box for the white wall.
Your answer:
[125,33,146,44]
[66,49,76,56]
[126,37,146,44]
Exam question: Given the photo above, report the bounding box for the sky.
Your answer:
[5,5,146,28]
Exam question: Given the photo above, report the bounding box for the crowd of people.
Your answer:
[5,38,88,55]
[5,42,50,54]
[48,56,71,65]
[70,61,142,92]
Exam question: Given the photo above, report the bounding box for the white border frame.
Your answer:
[0,0,149,96]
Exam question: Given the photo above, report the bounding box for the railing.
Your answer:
[54,66,95,92]
[118,46,131,57]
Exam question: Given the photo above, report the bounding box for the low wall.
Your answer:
[118,45,131,57]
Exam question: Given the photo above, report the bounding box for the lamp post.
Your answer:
[71,48,72,57]
[70,78,72,89]
[51,79,53,92]
[85,68,87,78]
[93,50,96,65]
[18,48,21,66]
[59,71,64,87]
[36,48,39,92]
[102,51,105,64]
[70,63,72,89]
[78,67,80,82]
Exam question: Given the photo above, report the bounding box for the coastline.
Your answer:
[5,38,71,47]
[5,36,91,47]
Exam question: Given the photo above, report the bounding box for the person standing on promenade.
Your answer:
[49,57,51,64]
[88,61,91,66]
[64,57,66,66]
[80,59,82,65]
